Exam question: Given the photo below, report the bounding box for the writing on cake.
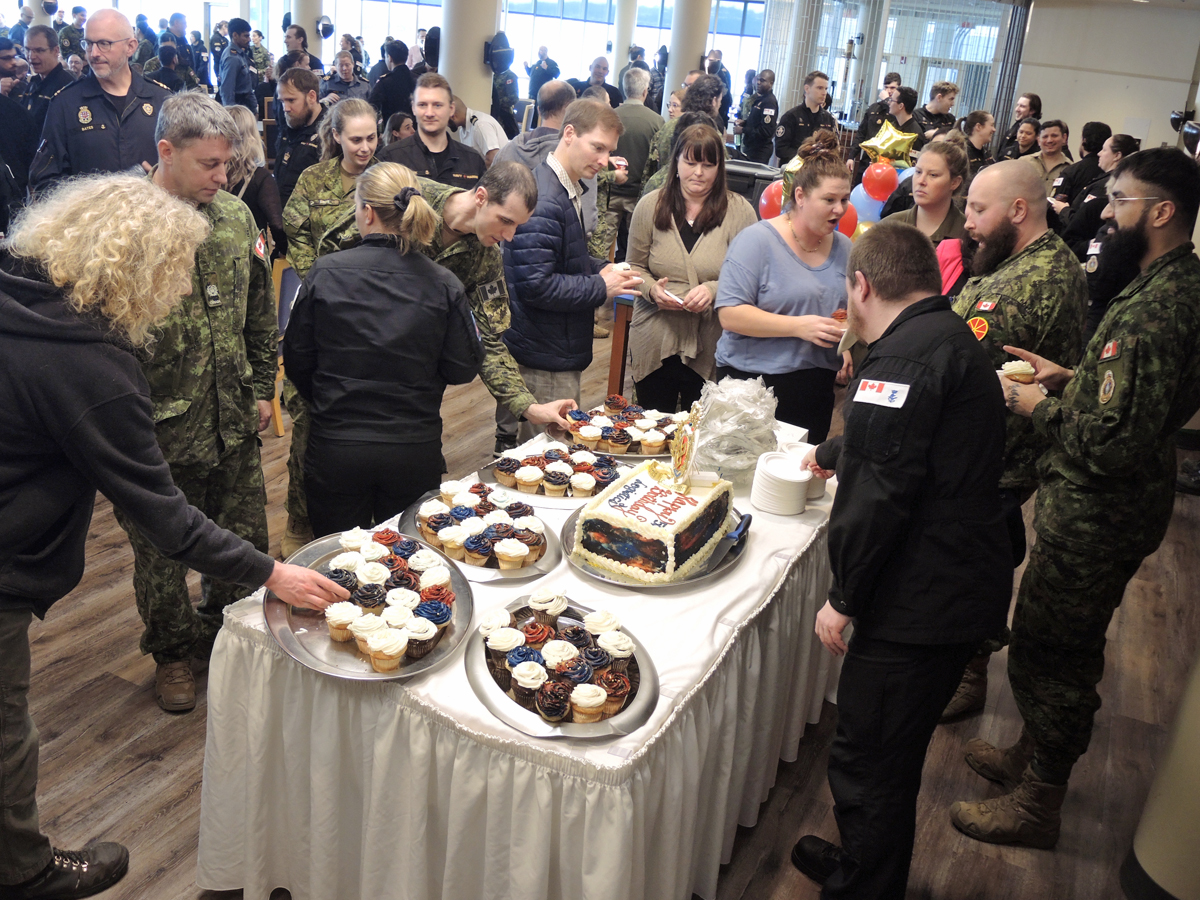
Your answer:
[607,478,698,527]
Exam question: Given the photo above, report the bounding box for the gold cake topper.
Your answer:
[669,401,703,493]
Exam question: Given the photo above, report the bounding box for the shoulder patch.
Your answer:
[1100,339,1120,361]
[775,125,785,138]
[975,300,996,311]
[967,317,989,341]
[1099,369,1116,404]
[855,379,910,408]
[254,231,267,260]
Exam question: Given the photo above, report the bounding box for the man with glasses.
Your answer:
[952,147,1200,850]
[19,25,73,135]
[30,8,169,192]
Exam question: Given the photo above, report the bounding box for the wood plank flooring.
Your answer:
[23,307,1200,899]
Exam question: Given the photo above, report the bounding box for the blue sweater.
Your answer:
[502,161,606,372]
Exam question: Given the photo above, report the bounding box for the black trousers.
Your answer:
[634,355,706,414]
[715,364,837,443]
[305,435,444,536]
[824,634,976,900]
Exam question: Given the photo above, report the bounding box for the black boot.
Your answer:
[8,841,129,900]
[791,835,846,884]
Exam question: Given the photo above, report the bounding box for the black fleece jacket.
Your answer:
[0,254,276,617]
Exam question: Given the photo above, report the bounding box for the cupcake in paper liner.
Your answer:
[349,613,387,654]
[477,606,515,637]
[324,601,362,642]
[511,661,548,710]
[527,586,568,627]
[597,670,631,717]
[486,627,525,667]
[536,681,572,722]
[404,616,441,658]
[598,631,635,673]
[367,628,408,673]
[570,684,607,723]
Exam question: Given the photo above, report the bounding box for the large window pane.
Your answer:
[715,1,744,35]
[636,0,662,28]
[562,0,586,22]
[743,3,763,38]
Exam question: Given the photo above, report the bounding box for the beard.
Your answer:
[847,302,865,340]
[1091,215,1148,293]
[970,218,1020,277]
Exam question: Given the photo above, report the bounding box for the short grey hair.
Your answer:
[154,92,239,149]
[622,66,650,100]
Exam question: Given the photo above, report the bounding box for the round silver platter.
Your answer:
[560,506,748,590]
[398,490,562,583]
[263,532,473,681]
[464,596,659,739]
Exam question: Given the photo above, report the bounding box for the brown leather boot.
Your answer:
[940,653,989,721]
[155,660,195,712]
[964,729,1035,792]
[281,515,314,559]
[949,765,1067,848]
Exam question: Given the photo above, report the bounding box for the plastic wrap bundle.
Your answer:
[693,376,779,483]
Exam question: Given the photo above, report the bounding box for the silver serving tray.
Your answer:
[397,491,562,583]
[464,596,659,739]
[560,505,748,590]
[263,533,473,681]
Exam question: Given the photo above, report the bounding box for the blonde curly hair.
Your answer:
[6,174,210,348]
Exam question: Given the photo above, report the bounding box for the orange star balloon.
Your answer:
[859,120,918,168]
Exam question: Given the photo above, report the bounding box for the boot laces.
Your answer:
[161,662,192,684]
[52,848,90,871]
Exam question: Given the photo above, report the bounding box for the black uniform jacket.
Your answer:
[29,70,170,192]
[368,65,415,124]
[774,102,837,166]
[283,235,484,444]
[376,132,486,188]
[0,255,276,617]
[815,296,1013,645]
[18,63,75,135]
[740,89,779,160]
[274,107,325,208]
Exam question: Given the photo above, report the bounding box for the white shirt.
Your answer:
[458,108,509,159]
[547,152,584,226]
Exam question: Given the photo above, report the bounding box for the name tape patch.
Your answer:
[855,379,910,409]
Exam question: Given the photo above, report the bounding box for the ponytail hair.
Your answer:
[319,98,377,162]
[957,110,993,139]
[785,129,848,210]
[355,162,438,254]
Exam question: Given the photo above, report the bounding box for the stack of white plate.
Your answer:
[778,441,828,499]
[751,451,812,515]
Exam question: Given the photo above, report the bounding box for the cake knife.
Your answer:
[701,513,752,576]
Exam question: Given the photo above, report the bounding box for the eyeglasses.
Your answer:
[1107,193,1162,206]
[25,46,54,54]
[81,39,126,52]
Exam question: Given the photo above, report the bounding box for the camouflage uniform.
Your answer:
[281,156,372,526]
[113,181,276,663]
[953,229,1088,655]
[587,167,617,259]
[418,177,537,419]
[58,24,84,61]
[640,117,679,188]
[1009,243,1200,780]
[142,54,200,90]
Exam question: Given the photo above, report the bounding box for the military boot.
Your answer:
[281,515,314,559]
[940,653,990,721]
[964,729,1035,792]
[949,765,1066,848]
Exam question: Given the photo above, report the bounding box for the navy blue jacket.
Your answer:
[502,161,606,372]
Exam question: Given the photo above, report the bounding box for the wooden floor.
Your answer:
[24,307,1200,900]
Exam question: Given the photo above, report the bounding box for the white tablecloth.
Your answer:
[197,454,840,900]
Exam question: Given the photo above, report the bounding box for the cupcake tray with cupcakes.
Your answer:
[484,447,635,509]
[561,505,750,589]
[263,529,473,681]
[397,487,563,583]
[464,593,659,739]
[559,394,688,460]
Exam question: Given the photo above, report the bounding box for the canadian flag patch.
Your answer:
[254,231,267,260]
[1100,339,1120,361]
[976,300,996,311]
[854,379,910,409]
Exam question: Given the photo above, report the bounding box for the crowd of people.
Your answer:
[1,10,1199,900]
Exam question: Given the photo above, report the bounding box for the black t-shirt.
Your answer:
[675,213,702,254]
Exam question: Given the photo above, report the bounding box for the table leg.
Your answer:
[607,300,633,397]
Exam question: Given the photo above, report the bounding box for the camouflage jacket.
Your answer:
[59,24,84,60]
[641,117,679,187]
[282,156,375,278]
[418,177,536,418]
[142,54,200,90]
[953,229,1087,491]
[1032,244,1200,558]
[139,176,276,468]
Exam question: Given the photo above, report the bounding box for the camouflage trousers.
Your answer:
[114,435,269,664]
[1007,536,1143,782]
[282,379,310,528]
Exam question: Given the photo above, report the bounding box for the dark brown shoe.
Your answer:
[8,841,129,899]
[155,660,195,712]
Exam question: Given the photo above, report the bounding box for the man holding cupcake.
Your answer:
[797,223,1011,896]
[952,148,1200,849]
[943,160,1088,720]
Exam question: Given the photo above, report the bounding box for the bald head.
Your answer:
[965,160,1051,271]
[537,79,577,127]
[87,8,133,38]
[973,160,1048,215]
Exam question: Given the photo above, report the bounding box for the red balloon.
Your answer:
[862,162,899,202]
[838,202,858,237]
[759,179,784,219]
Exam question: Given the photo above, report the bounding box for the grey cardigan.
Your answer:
[625,188,758,383]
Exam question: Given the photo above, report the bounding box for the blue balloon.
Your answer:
[897,165,916,183]
[851,183,885,223]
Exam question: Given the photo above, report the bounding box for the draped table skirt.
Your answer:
[198,469,840,900]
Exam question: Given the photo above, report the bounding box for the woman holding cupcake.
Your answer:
[627,124,758,414]
[283,163,484,535]
[714,130,851,443]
